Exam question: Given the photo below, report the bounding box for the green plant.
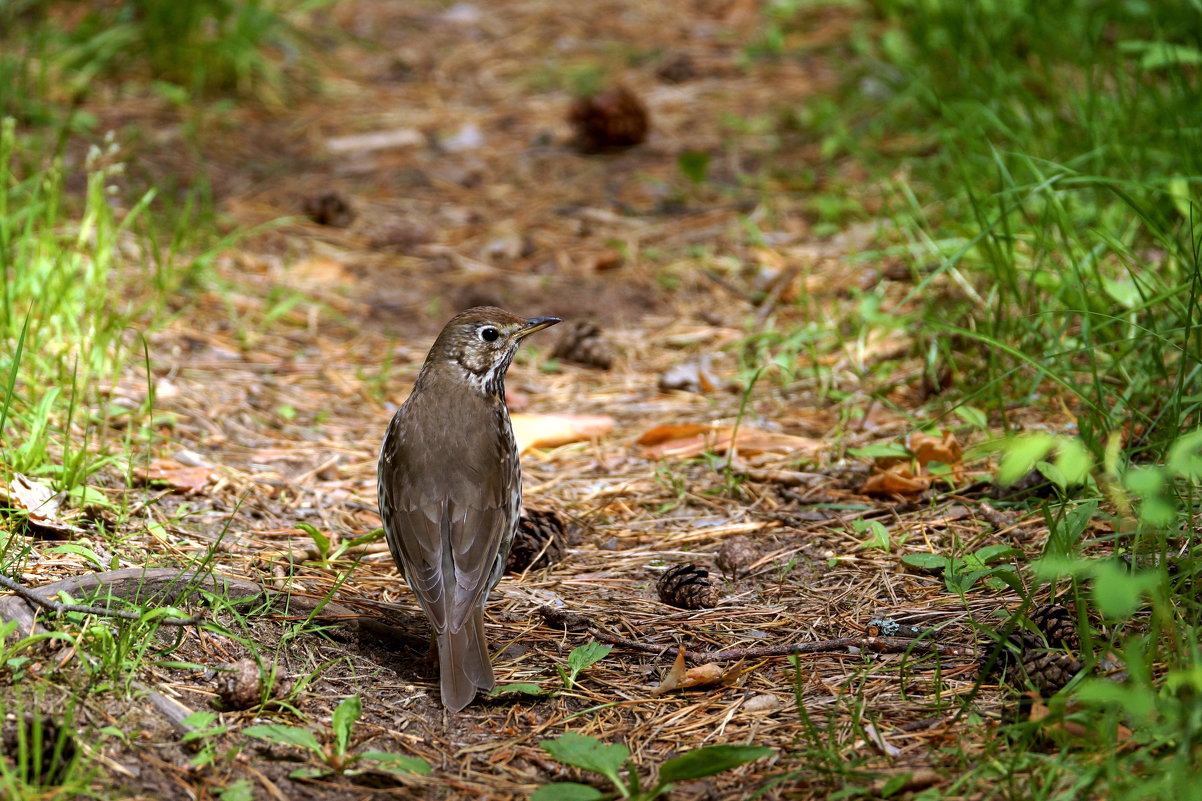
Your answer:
[295,522,382,567]
[0,701,92,800]
[243,695,430,779]
[555,641,612,692]
[534,732,771,801]
[179,711,236,769]
[493,640,612,698]
[901,545,1023,595]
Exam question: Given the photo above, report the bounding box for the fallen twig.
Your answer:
[0,567,425,647]
[0,572,201,626]
[580,628,975,664]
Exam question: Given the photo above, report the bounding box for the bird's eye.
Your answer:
[478,326,500,342]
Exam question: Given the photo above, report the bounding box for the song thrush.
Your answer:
[377,307,560,711]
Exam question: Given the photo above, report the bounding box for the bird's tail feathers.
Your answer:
[438,611,494,712]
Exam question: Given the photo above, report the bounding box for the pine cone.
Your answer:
[657,563,720,609]
[552,320,615,370]
[506,509,565,573]
[656,53,696,84]
[216,659,261,710]
[715,538,757,577]
[1021,649,1084,694]
[302,191,355,227]
[568,87,649,153]
[1030,603,1080,649]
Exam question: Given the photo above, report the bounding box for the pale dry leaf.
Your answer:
[649,647,688,696]
[8,474,59,520]
[2,474,82,537]
[510,413,615,452]
[291,257,349,287]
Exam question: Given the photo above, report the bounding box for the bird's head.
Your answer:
[423,306,560,396]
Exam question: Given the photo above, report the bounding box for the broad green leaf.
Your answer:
[218,774,256,798]
[658,745,772,782]
[1032,555,1092,580]
[217,779,256,801]
[997,434,1055,485]
[332,695,361,756]
[489,683,547,697]
[1167,428,1202,481]
[297,522,329,557]
[359,751,433,776]
[47,543,106,570]
[1074,678,1156,719]
[289,765,331,779]
[986,568,1025,594]
[531,782,604,801]
[900,553,949,572]
[243,724,323,756]
[68,484,117,511]
[1054,437,1093,485]
[880,772,912,797]
[1137,497,1176,527]
[677,151,710,184]
[973,545,1021,564]
[1123,465,1164,497]
[1091,561,1157,619]
[1166,175,1197,221]
[854,520,893,552]
[849,442,910,460]
[955,405,988,430]
[567,642,612,672]
[180,711,218,742]
[540,732,629,784]
[1036,459,1067,490]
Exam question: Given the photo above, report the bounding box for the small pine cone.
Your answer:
[568,87,649,153]
[506,509,565,573]
[216,659,263,710]
[302,191,355,227]
[656,53,696,84]
[715,538,757,577]
[657,563,720,609]
[1021,650,1084,694]
[552,320,615,370]
[1029,604,1080,649]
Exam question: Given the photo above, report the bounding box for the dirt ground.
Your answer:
[5,1,1049,798]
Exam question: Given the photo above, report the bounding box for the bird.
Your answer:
[377,307,560,712]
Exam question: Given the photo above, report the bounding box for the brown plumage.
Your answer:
[377,307,559,712]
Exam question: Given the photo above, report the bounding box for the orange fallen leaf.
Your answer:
[135,459,213,494]
[510,413,615,452]
[638,423,823,460]
[861,463,932,496]
[910,431,962,467]
[650,648,745,695]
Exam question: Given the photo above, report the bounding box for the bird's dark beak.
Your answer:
[516,316,561,339]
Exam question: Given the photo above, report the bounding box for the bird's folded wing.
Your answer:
[388,496,509,635]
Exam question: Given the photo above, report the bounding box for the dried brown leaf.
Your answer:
[910,430,963,467]
[638,424,824,460]
[135,460,213,494]
[861,463,932,496]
